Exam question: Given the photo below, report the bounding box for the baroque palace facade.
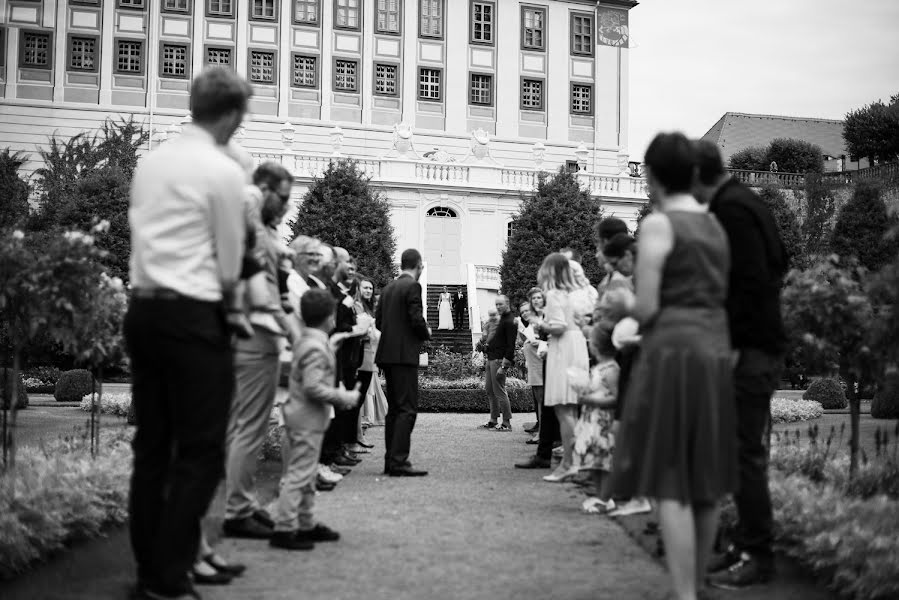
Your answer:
[0,0,646,333]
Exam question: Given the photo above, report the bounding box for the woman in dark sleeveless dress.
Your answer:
[607,133,737,600]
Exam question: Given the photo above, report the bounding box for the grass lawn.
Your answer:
[772,412,898,458]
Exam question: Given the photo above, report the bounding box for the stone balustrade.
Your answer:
[475,265,502,290]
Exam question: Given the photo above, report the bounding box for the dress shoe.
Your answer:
[346,443,371,454]
[222,516,272,539]
[342,449,361,461]
[355,440,375,448]
[328,464,352,475]
[524,424,539,433]
[525,434,539,444]
[316,479,337,491]
[387,466,428,477]
[332,455,360,467]
[252,509,274,529]
[269,530,314,551]
[138,583,202,600]
[515,455,551,469]
[190,566,232,586]
[295,523,340,543]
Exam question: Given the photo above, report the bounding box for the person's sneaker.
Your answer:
[295,523,340,543]
[707,553,775,589]
[607,497,652,517]
[269,530,314,551]
[514,455,552,469]
[318,464,343,483]
[492,423,512,431]
[222,516,272,539]
[480,421,498,429]
[707,544,741,573]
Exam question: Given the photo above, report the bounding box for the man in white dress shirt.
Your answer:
[124,67,252,600]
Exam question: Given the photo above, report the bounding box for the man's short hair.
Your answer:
[252,162,292,190]
[400,248,422,270]
[603,233,637,259]
[559,247,582,262]
[693,139,727,186]
[190,67,253,123]
[594,217,629,243]
[301,288,336,327]
[289,235,320,255]
[644,132,696,193]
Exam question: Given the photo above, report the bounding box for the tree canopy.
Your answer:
[830,181,899,272]
[500,169,604,307]
[289,160,398,289]
[728,139,824,173]
[843,93,899,165]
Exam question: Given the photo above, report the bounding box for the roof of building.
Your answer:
[701,112,849,162]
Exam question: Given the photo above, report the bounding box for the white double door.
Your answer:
[423,216,462,284]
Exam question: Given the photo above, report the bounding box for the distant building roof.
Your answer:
[701,112,850,164]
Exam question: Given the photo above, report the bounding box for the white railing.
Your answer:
[475,264,501,290]
[250,150,648,200]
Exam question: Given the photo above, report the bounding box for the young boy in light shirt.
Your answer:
[270,288,360,550]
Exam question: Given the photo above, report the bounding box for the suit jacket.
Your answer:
[452,291,467,310]
[486,312,517,362]
[284,328,340,433]
[375,273,431,366]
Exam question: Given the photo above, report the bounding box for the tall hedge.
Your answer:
[289,159,398,290]
[758,185,804,269]
[830,181,899,272]
[500,168,604,308]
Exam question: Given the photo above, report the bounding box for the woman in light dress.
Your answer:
[534,254,592,482]
[355,278,388,431]
[437,286,454,330]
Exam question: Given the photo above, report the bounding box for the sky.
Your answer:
[626,0,899,161]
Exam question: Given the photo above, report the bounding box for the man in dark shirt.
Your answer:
[483,295,517,431]
[694,140,788,589]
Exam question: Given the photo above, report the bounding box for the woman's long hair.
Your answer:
[355,276,375,315]
[537,253,578,292]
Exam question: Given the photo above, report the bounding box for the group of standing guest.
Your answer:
[495,132,786,600]
[124,68,432,600]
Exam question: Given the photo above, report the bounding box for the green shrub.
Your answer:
[803,378,848,409]
[54,369,95,402]
[771,397,823,424]
[0,371,29,409]
[419,387,533,413]
[871,373,899,419]
[23,366,61,393]
[728,145,768,171]
[78,391,130,418]
[420,375,527,391]
[765,138,824,174]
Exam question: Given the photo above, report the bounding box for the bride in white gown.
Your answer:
[438,286,454,330]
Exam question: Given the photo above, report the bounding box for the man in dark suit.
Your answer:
[375,248,432,476]
[452,288,467,330]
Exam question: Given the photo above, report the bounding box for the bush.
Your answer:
[426,347,481,379]
[420,375,527,391]
[78,391,130,418]
[871,373,899,419]
[54,369,95,402]
[22,366,60,393]
[770,397,823,424]
[0,371,28,409]
[830,181,899,272]
[419,387,533,413]
[728,146,768,171]
[803,378,848,409]
[0,430,132,580]
[765,138,824,174]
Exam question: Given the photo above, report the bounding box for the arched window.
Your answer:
[426,206,457,218]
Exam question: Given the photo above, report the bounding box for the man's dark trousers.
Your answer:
[535,358,560,460]
[124,296,234,594]
[383,365,418,471]
[732,348,782,563]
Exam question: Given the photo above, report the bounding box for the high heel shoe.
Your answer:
[542,466,579,483]
[192,562,234,585]
[202,553,246,577]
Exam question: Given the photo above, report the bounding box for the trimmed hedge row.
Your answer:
[54,369,95,402]
[804,377,848,409]
[419,387,535,413]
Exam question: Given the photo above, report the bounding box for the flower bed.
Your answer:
[78,391,131,418]
[0,430,132,580]
[770,397,824,424]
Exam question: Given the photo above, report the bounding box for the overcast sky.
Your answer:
[626,0,899,161]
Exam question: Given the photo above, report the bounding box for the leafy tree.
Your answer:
[0,150,30,231]
[801,174,837,259]
[843,93,899,165]
[758,185,805,269]
[289,160,398,289]
[782,256,874,479]
[728,146,768,171]
[830,182,899,272]
[765,138,824,174]
[500,169,604,308]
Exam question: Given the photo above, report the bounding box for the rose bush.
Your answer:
[78,391,130,419]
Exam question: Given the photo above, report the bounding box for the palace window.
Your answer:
[292,54,317,87]
[427,206,457,218]
[470,1,494,45]
[21,31,51,69]
[206,47,232,67]
[374,63,398,96]
[565,160,579,173]
[418,67,441,101]
[571,12,593,56]
[334,0,360,30]
[163,0,189,12]
[334,59,358,91]
[252,0,276,20]
[68,36,98,71]
[115,39,143,73]
[249,50,275,83]
[469,73,492,106]
[419,0,442,38]
[0,28,5,69]
[521,6,545,50]
[294,0,319,24]
[377,0,401,34]
[161,43,189,78]
[207,0,233,17]
[521,78,544,111]
[118,0,145,8]
[571,84,593,115]
[506,220,515,240]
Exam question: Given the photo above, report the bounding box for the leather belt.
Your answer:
[131,287,184,300]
